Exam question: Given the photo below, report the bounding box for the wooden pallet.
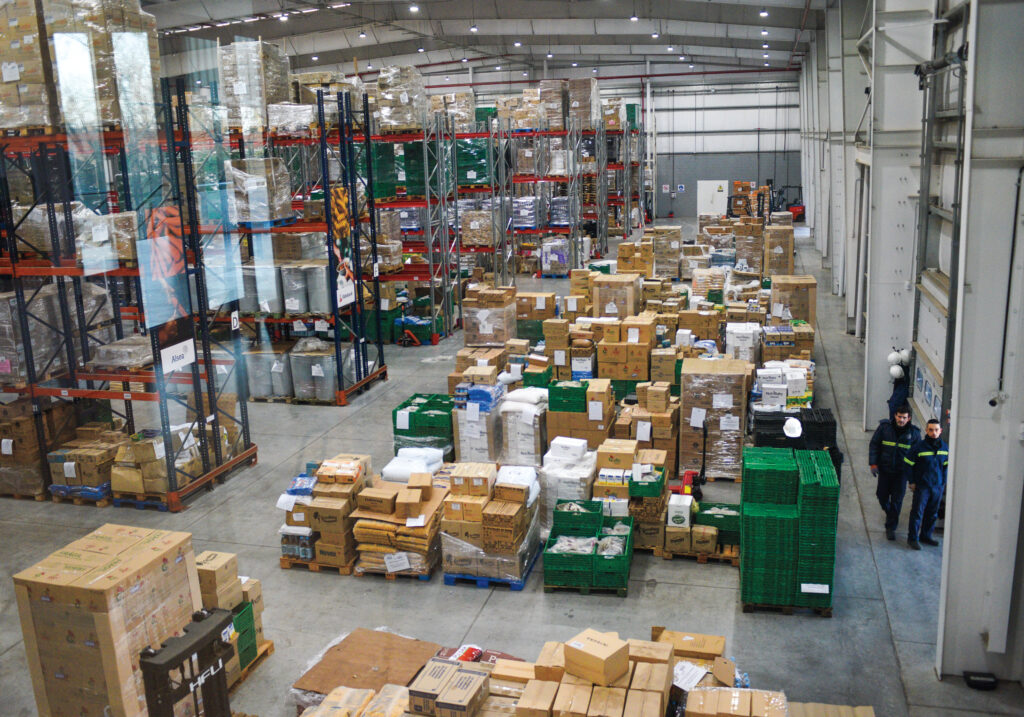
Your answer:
[0,492,46,501]
[742,603,833,618]
[379,126,424,136]
[250,395,335,405]
[442,549,539,591]
[279,555,356,575]
[354,567,433,581]
[112,491,170,511]
[51,493,112,508]
[543,583,628,598]
[655,544,740,567]
[228,640,275,694]
[2,125,58,137]
[704,474,742,483]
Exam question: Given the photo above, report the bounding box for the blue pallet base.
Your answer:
[540,274,569,279]
[443,548,539,591]
[113,497,170,511]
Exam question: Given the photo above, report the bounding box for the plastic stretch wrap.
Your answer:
[539,448,597,535]
[499,399,548,466]
[568,78,600,127]
[456,138,490,186]
[225,157,294,223]
[218,40,290,128]
[496,465,541,506]
[303,262,330,313]
[549,197,570,226]
[442,504,541,581]
[267,102,317,133]
[0,281,113,384]
[515,147,539,176]
[724,322,762,364]
[246,345,294,398]
[549,149,568,177]
[289,338,337,401]
[430,91,475,131]
[381,447,443,482]
[602,97,626,129]
[454,406,502,462]
[461,210,492,247]
[0,463,46,496]
[701,229,735,251]
[76,211,139,265]
[252,263,283,313]
[539,79,567,130]
[280,263,309,314]
[463,302,516,348]
[378,210,402,242]
[734,233,764,275]
[360,238,403,273]
[393,433,454,462]
[680,358,749,479]
[513,196,542,229]
[541,236,569,274]
[397,208,422,231]
[652,231,682,279]
[376,65,427,130]
[239,264,259,313]
[91,334,152,369]
[692,266,729,297]
[11,201,93,255]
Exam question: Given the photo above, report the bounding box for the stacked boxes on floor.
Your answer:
[0,399,76,496]
[394,394,456,460]
[196,550,252,685]
[678,359,750,479]
[546,378,614,450]
[629,381,680,477]
[14,524,201,715]
[464,287,518,348]
[539,436,597,534]
[764,225,796,276]
[516,291,557,344]
[450,347,509,395]
[543,319,573,380]
[454,373,506,462]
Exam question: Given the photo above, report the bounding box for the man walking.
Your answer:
[869,404,920,540]
[904,419,949,550]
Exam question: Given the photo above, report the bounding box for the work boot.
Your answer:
[921,537,939,546]
[886,529,895,541]
[908,540,921,550]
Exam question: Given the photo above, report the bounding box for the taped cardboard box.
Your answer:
[564,629,629,686]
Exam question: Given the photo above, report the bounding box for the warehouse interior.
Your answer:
[1,1,1023,717]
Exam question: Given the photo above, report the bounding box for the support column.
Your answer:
[826,4,847,293]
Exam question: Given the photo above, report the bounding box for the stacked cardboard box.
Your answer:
[464,288,518,348]
[14,524,201,715]
[430,91,475,131]
[678,359,750,479]
[591,275,642,319]
[106,432,201,495]
[462,210,493,247]
[542,319,571,381]
[770,275,817,325]
[218,40,290,128]
[596,315,654,381]
[195,550,265,685]
[0,400,76,495]
[538,79,567,130]
[602,97,626,130]
[450,347,510,394]
[377,65,428,130]
[648,228,682,279]
[616,242,654,278]
[410,658,490,717]
[568,78,600,127]
[546,378,615,450]
[629,383,679,477]
[393,394,456,459]
[764,226,795,276]
[733,221,764,276]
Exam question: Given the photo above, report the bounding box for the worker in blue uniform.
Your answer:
[904,419,949,550]
[869,404,920,541]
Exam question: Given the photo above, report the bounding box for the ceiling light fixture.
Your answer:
[546,52,553,58]
[522,71,528,76]
[592,68,597,73]
[418,47,424,52]
[462,57,468,62]
[470,24,478,32]
[629,15,638,22]
[409,4,419,12]
[667,46,673,51]
[763,53,769,58]
[195,79,202,85]
[651,32,659,38]
[279,14,288,21]
[678,55,685,60]
[367,63,373,69]
[514,41,522,47]
[761,28,768,35]
[764,62,770,66]
[445,76,450,81]
[762,42,769,48]
[760,7,769,17]
[359,30,366,38]
[688,64,694,68]
[571,62,578,67]
[495,65,501,70]
[312,55,319,60]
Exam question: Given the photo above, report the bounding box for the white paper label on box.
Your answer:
[631,463,643,480]
[712,393,734,409]
[720,414,740,432]
[291,319,305,331]
[400,211,409,218]
[774,245,785,254]
[152,440,166,460]
[276,493,298,511]
[657,324,667,334]
[525,150,533,157]
[511,363,523,378]
[637,420,652,442]
[399,91,409,104]
[554,350,566,366]
[571,356,592,373]
[380,298,390,311]
[406,515,426,528]
[476,358,489,367]
[467,170,477,179]
[519,209,529,216]
[627,327,640,344]
[373,262,380,278]
[291,512,305,522]
[314,319,330,332]
[1,438,11,455]
[801,583,830,594]
[470,221,480,229]
[605,302,618,314]
[689,407,707,428]
[63,461,76,478]
[772,302,784,317]
[782,307,793,320]
[466,402,480,422]
[671,241,679,248]
[216,364,228,375]
[233,81,246,96]
[396,409,410,430]
[535,295,546,310]
[91,223,109,244]
[384,551,411,573]
[285,298,300,311]
[311,364,325,377]
[271,361,284,373]
[2,61,21,82]
[567,297,578,312]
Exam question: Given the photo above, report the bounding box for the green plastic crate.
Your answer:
[629,467,665,498]
[543,567,593,588]
[232,602,255,636]
[475,107,497,122]
[694,501,742,545]
[543,527,597,572]
[397,141,436,196]
[548,381,588,412]
[552,499,603,532]
[238,640,259,669]
[611,379,641,401]
[456,138,490,185]
[523,366,552,388]
[593,516,633,581]
[516,319,545,343]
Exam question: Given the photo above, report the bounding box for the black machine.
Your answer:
[140,609,235,717]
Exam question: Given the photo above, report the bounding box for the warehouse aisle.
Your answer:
[1,229,1021,717]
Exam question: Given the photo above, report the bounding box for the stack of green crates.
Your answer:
[397,141,436,196]
[741,447,799,505]
[593,516,634,589]
[544,500,602,588]
[233,602,259,669]
[793,450,840,608]
[392,394,454,458]
[363,307,403,343]
[456,138,490,186]
[611,379,641,401]
[694,501,741,546]
[355,142,398,200]
[548,381,587,412]
[625,104,641,130]
[516,319,545,343]
[475,107,497,123]
[740,503,799,605]
[523,366,552,388]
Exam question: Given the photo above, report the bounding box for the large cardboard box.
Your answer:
[622,690,661,717]
[195,550,238,593]
[14,525,201,717]
[409,658,462,715]
[436,667,490,717]
[516,680,561,717]
[650,627,725,660]
[770,275,817,325]
[553,682,592,717]
[586,687,626,717]
[536,641,567,682]
[564,629,629,686]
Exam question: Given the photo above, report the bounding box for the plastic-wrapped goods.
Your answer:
[651,229,682,279]
[698,213,720,232]
[602,97,626,130]
[377,210,402,242]
[679,358,749,479]
[289,338,337,402]
[442,505,541,581]
[360,237,403,273]
[304,261,330,314]
[456,138,490,186]
[541,236,570,275]
[692,266,728,297]
[397,207,422,232]
[734,232,764,275]
[702,227,735,251]
[499,396,548,466]
[246,343,294,398]
[513,196,541,229]
[91,334,153,369]
[549,149,568,177]
[461,210,492,247]
[376,65,428,130]
[239,263,259,313]
[430,91,475,130]
[549,196,570,226]
[11,201,93,256]
[218,40,290,128]
[539,442,597,535]
[725,322,762,364]
[539,79,567,130]
[267,102,318,133]
[462,297,516,347]
[568,78,600,128]
[279,263,309,314]
[764,226,795,275]
[225,158,294,223]
[0,0,55,129]
[454,406,502,462]
[252,262,283,314]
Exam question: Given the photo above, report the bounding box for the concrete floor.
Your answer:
[2,225,1023,717]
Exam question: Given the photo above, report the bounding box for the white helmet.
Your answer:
[890,364,905,380]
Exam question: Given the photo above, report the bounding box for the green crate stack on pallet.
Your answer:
[593,516,634,589]
[355,142,398,200]
[793,450,841,608]
[233,601,259,669]
[694,502,742,546]
[544,500,603,588]
[392,393,455,458]
[741,446,799,505]
[456,138,491,186]
[363,307,403,343]
[475,107,497,123]
[397,141,436,196]
[523,365,553,388]
[548,381,588,413]
[740,503,799,606]
[516,319,545,343]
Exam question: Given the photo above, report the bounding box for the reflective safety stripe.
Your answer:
[936,450,948,455]
[917,451,935,457]
[943,461,948,466]
[904,457,915,465]
[881,440,897,446]
[898,443,912,449]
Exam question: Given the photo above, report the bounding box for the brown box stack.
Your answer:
[678,359,749,478]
